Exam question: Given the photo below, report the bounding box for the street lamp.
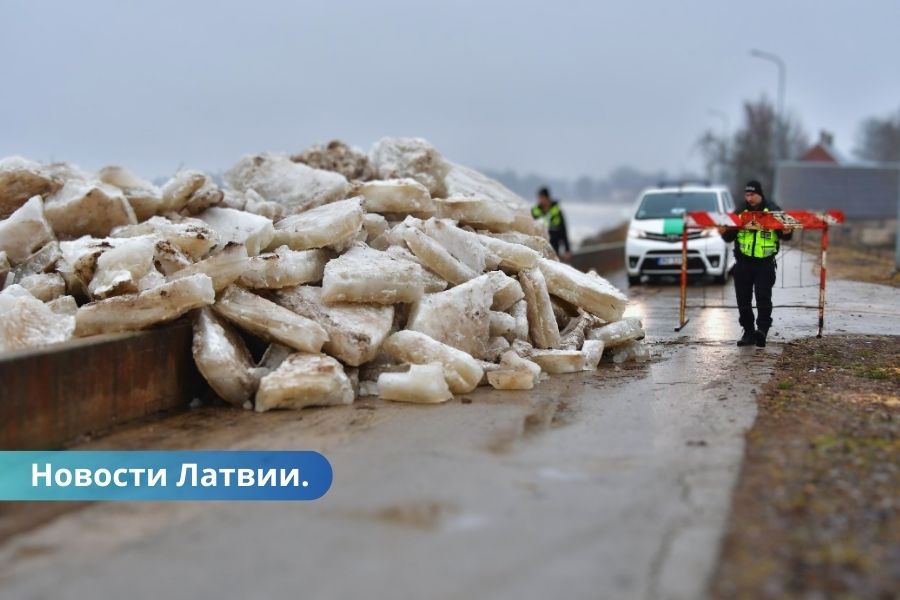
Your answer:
[749,48,786,161]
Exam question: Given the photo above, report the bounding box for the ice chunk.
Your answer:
[362,213,389,243]
[47,295,78,316]
[192,308,260,407]
[608,340,651,364]
[44,179,137,239]
[255,353,355,412]
[559,311,600,351]
[225,153,350,213]
[581,339,605,370]
[434,196,516,232]
[489,311,517,338]
[213,285,328,353]
[358,178,436,215]
[538,258,628,323]
[443,161,539,237]
[239,246,328,289]
[98,166,164,221]
[486,231,556,258]
[382,330,484,394]
[322,243,425,305]
[0,284,74,351]
[421,218,491,273]
[0,251,8,287]
[500,349,542,378]
[270,197,364,251]
[475,232,540,272]
[383,246,448,293]
[12,241,61,281]
[587,317,645,348]
[195,207,275,256]
[257,343,293,374]
[508,299,530,341]
[370,137,449,197]
[167,243,249,292]
[484,336,511,362]
[529,350,585,374]
[74,273,215,336]
[242,189,286,221]
[18,273,65,302]
[271,285,394,367]
[518,268,560,349]
[487,369,535,390]
[111,216,218,262]
[0,196,56,264]
[403,227,476,285]
[488,272,525,311]
[88,235,158,298]
[0,156,63,218]
[406,274,495,359]
[378,363,452,404]
[291,140,376,182]
[159,170,223,215]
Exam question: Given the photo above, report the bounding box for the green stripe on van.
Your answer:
[663,218,684,235]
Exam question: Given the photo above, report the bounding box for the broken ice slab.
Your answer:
[291,140,376,182]
[111,216,218,262]
[484,231,556,259]
[18,273,66,302]
[0,195,56,264]
[474,232,539,272]
[74,273,215,337]
[362,213,390,244]
[239,247,328,289]
[88,235,158,299]
[383,246,449,293]
[357,178,436,215]
[406,273,495,359]
[167,243,249,292]
[270,197,364,251]
[587,317,645,348]
[508,300,530,341]
[421,218,492,273]
[608,340,651,364]
[257,342,293,374]
[192,308,260,407]
[518,267,560,349]
[529,350,585,374]
[160,170,223,215]
[487,272,525,311]
[321,243,425,305]
[487,369,535,390]
[559,311,600,351]
[434,196,516,232]
[382,330,484,394]
[195,206,275,256]
[499,349,542,379]
[213,284,328,353]
[403,227,476,285]
[225,153,350,214]
[581,339,604,370]
[98,165,164,221]
[271,285,394,367]
[12,241,61,281]
[242,189,286,221]
[378,363,453,404]
[538,258,628,323]
[255,353,355,412]
[0,251,8,287]
[0,156,63,218]
[46,294,78,316]
[0,284,75,352]
[489,311,517,338]
[484,336,511,362]
[369,137,449,197]
[44,179,137,239]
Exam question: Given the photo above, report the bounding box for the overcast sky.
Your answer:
[2,0,898,180]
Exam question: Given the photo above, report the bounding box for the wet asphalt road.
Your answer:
[1,250,897,600]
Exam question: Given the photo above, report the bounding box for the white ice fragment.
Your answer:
[519,268,560,349]
[434,196,515,231]
[0,284,74,351]
[98,165,164,221]
[581,339,605,370]
[0,196,56,264]
[484,336,511,362]
[377,363,452,404]
[167,243,249,292]
[194,207,275,256]
[213,285,328,353]
[18,273,65,302]
[370,137,449,197]
[529,350,585,374]
[111,216,218,262]
[422,218,490,273]
[0,251,9,287]
[499,349,542,378]
[406,273,495,359]
[44,179,137,239]
[587,317,645,348]
[508,300,530,341]
[225,153,350,213]
[488,272,525,311]
[239,246,328,289]
[242,189,286,221]
[382,330,484,394]
[270,197,364,251]
[12,241,61,282]
[609,340,651,364]
[160,170,223,215]
[362,213,389,243]
[74,273,215,336]
[271,285,394,367]
[321,243,425,305]
[489,311,517,338]
[255,353,355,412]
[88,235,158,298]
[358,178,435,215]
[403,227,476,285]
[559,311,600,351]
[538,258,628,323]
[0,156,64,218]
[475,232,540,272]
[46,294,78,316]
[383,246,448,293]
[487,369,536,390]
[192,308,259,407]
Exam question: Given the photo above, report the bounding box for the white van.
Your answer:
[624,184,736,285]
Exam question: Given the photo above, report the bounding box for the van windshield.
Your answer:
[635,192,719,220]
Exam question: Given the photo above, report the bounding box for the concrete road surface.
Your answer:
[1,249,898,600]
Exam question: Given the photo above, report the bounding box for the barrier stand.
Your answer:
[675,210,845,336]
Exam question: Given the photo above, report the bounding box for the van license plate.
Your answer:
[657,256,682,266]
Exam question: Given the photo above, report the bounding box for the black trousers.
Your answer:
[733,258,776,332]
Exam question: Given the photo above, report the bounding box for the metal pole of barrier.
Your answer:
[818,224,828,338]
[675,224,689,331]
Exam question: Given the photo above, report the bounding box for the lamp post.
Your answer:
[749,49,786,162]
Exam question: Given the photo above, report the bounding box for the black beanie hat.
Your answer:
[744,180,764,197]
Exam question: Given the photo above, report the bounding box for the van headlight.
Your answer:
[628,227,647,239]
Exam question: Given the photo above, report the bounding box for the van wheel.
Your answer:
[628,275,641,286]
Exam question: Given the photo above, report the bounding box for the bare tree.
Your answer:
[854,107,900,163]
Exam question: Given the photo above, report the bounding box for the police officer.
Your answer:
[720,180,792,348]
[532,187,571,260]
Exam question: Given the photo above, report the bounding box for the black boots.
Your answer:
[737,329,756,347]
[755,330,768,348]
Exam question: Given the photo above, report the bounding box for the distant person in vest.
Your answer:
[720,180,792,348]
[532,187,572,261]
